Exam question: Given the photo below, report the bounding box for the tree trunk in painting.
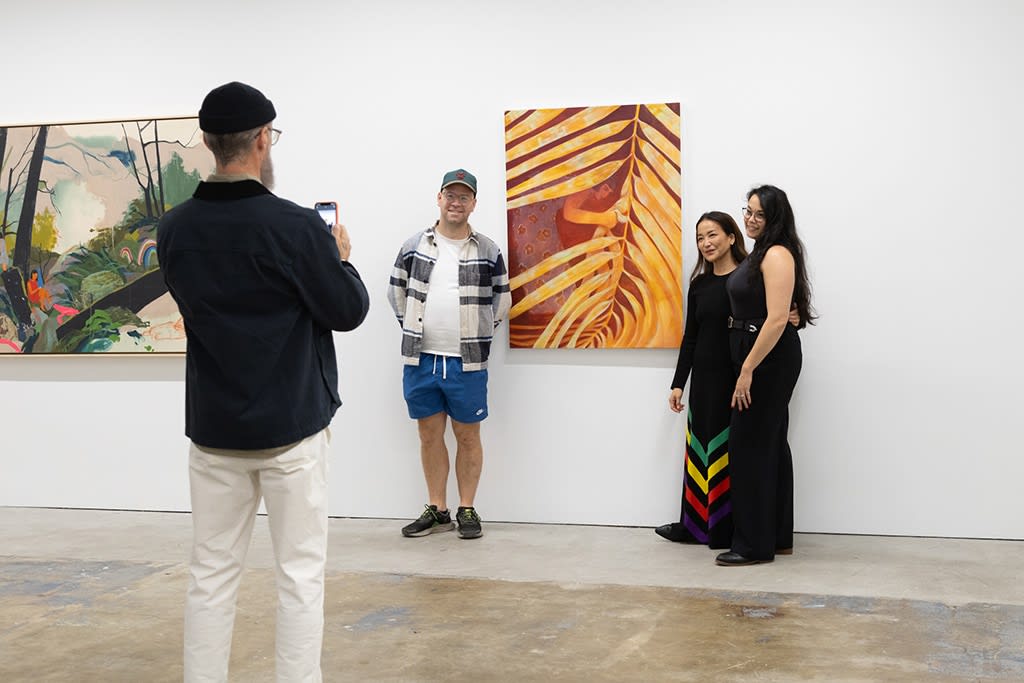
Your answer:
[1,127,11,238]
[122,123,153,219]
[12,125,48,275]
[137,122,159,218]
[154,120,165,215]
[55,268,168,340]
[2,267,33,333]
[0,126,7,206]
[2,168,15,238]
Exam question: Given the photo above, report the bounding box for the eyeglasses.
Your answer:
[742,207,765,223]
[443,191,474,204]
[256,127,282,146]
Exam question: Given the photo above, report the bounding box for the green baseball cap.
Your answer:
[440,168,477,195]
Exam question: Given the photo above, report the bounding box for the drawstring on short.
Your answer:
[431,354,448,380]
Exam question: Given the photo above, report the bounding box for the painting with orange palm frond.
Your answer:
[504,103,682,349]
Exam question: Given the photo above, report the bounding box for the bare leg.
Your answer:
[417,412,449,511]
[451,419,483,508]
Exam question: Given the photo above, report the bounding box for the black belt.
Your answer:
[727,316,765,333]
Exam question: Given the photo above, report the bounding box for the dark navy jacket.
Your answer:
[157,180,369,449]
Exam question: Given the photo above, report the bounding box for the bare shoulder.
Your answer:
[762,245,795,268]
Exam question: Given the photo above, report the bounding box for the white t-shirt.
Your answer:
[420,233,468,356]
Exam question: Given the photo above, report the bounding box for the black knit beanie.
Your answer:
[198,81,276,134]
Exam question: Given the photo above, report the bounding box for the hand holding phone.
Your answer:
[332,223,352,262]
[314,201,338,232]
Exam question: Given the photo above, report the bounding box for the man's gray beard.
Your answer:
[260,152,275,190]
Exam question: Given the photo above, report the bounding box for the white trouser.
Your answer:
[183,427,330,683]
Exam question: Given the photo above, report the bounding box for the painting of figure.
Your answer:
[0,117,212,353]
[504,103,682,349]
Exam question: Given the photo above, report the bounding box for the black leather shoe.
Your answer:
[715,551,771,566]
[654,523,701,543]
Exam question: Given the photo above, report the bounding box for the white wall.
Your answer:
[2,0,1022,539]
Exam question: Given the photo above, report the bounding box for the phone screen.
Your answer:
[315,202,337,231]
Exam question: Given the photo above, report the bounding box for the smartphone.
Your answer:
[314,201,338,232]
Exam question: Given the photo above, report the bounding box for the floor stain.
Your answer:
[1,559,1022,682]
[344,605,411,632]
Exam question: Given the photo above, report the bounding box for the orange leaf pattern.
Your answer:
[504,104,683,349]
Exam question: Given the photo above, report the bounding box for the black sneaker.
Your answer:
[401,505,454,537]
[456,506,483,539]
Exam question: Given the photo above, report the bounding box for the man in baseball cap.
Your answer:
[387,168,511,541]
[159,81,370,682]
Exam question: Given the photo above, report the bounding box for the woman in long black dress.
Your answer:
[716,185,814,566]
[656,211,748,548]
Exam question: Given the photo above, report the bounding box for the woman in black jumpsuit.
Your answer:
[716,185,814,566]
[657,212,747,548]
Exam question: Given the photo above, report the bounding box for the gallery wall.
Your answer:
[2,0,1022,539]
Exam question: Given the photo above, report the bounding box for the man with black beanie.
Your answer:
[158,81,370,682]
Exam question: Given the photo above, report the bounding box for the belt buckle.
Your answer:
[727,316,734,329]
[747,323,759,333]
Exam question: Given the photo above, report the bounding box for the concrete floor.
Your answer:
[1,508,1022,682]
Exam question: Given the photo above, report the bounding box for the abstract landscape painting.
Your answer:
[504,103,683,349]
[0,117,212,354]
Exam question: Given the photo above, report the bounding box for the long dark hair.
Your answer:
[689,211,748,283]
[745,185,816,328]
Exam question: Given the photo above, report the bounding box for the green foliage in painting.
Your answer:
[161,153,202,208]
[0,307,16,336]
[55,306,147,353]
[29,208,61,274]
[116,197,157,234]
[73,152,197,280]
[32,208,58,252]
[85,227,116,254]
[79,270,125,307]
[55,248,126,310]
[0,292,15,329]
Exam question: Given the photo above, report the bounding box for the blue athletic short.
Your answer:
[403,353,488,423]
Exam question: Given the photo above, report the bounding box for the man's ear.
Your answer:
[254,126,269,153]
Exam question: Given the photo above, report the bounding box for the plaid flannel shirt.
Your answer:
[387,225,511,371]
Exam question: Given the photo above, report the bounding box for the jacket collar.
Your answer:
[193,180,273,201]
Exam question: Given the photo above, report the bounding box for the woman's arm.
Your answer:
[669,285,700,412]
[732,246,795,410]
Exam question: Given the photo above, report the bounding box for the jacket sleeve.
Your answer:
[285,216,370,332]
[386,247,409,326]
[491,250,512,328]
